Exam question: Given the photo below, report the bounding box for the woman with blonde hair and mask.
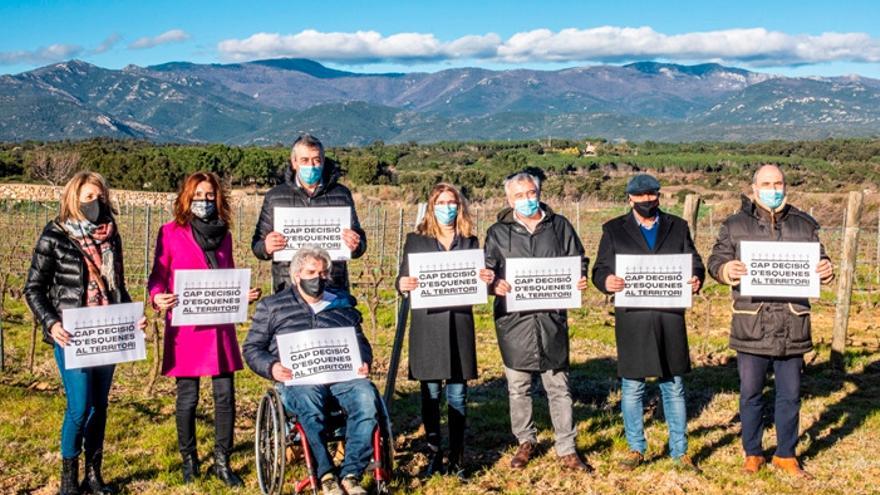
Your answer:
[396,183,494,479]
[25,171,146,495]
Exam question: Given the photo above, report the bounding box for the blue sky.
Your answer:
[2,0,880,77]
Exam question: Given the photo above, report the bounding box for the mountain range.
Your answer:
[1,58,878,145]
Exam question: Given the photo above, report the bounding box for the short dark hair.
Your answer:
[291,134,324,159]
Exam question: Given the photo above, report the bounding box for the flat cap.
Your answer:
[625,174,661,194]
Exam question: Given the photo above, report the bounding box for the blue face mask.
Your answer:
[758,189,785,210]
[298,165,322,186]
[434,204,458,225]
[514,198,540,217]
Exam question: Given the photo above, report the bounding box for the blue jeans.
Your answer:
[737,352,803,458]
[53,344,116,459]
[420,381,467,455]
[620,376,687,459]
[279,378,381,479]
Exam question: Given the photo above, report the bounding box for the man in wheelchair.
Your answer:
[244,245,382,495]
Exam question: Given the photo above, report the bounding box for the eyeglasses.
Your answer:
[435,201,458,207]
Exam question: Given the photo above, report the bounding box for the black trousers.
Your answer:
[175,373,235,455]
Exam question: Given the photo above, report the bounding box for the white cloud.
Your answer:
[129,29,190,50]
[92,33,122,55]
[218,30,501,63]
[217,26,880,67]
[0,44,83,65]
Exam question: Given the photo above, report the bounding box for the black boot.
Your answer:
[181,451,200,484]
[81,450,114,494]
[60,457,81,495]
[423,445,445,477]
[212,448,243,487]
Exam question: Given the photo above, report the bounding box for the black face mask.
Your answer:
[633,199,660,219]
[80,199,110,224]
[299,276,327,298]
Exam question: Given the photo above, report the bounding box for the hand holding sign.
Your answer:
[614,254,693,309]
[739,241,821,298]
[264,231,288,255]
[275,327,363,386]
[342,228,361,251]
[505,257,582,312]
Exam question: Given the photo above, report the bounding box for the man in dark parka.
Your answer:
[591,174,704,472]
[708,164,834,478]
[484,172,591,472]
[251,134,367,293]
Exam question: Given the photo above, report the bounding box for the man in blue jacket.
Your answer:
[244,245,378,495]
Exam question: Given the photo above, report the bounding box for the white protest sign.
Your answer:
[505,256,582,312]
[171,269,251,326]
[276,327,363,386]
[63,302,146,370]
[409,249,487,309]
[614,254,693,308]
[273,207,351,261]
[740,241,821,298]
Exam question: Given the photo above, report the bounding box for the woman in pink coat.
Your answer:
[147,172,260,486]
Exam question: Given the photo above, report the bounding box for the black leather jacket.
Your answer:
[24,220,131,345]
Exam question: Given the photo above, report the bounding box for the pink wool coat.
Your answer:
[147,221,244,377]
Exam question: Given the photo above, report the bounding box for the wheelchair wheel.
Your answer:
[256,387,287,495]
[373,399,395,494]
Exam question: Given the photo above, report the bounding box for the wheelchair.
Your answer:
[255,385,394,495]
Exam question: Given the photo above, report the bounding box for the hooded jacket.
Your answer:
[707,195,831,356]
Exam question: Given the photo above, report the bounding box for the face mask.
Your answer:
[433,204,458,225]
[633,199,660,219]
[298,165,323,186]
[514,198,539,217]
[191,200,217,220]
[299,276,327,298]
[758,189,785,210]
[80,199,108,224]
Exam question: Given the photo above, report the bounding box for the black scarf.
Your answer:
[191,217,228,269]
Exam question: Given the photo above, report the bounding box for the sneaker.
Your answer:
[673,455,702,474]
[618,450,644,471]
[320,474,344,495]
[341,475,367,495]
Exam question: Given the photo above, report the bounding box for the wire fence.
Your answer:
[1,195,879,375]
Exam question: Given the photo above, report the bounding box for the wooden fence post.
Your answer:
[831,191,864,370]
[682,194,702,241]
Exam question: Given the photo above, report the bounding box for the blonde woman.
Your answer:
[396,183,494,478]
[25,171,145,495]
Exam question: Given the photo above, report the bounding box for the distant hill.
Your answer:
[1,58,878,145]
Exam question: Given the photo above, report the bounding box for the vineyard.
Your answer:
[1,187,879,494]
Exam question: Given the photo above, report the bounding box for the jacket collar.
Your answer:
[283,159,342,197]
[622,209,673,252]
[496,202,555,224]
[740,194,791,224]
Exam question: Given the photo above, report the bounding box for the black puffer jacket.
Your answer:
[242,287,373,381]
[707,196,831,356]
[251,162,367,293]
[484,204,588,371]
[24,220,131,345]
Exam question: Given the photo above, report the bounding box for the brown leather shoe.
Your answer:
[510,442,534,469]
[743,455,766,474]
[771,456,813,479]
[674,455,702,474]
[618,451,644,471]
[559,453,593,473]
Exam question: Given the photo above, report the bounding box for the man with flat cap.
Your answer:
[591,174,705,472]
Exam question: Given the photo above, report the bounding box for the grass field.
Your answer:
[1,195,879,494]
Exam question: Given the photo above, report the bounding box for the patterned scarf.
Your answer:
[62,219,117,307]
